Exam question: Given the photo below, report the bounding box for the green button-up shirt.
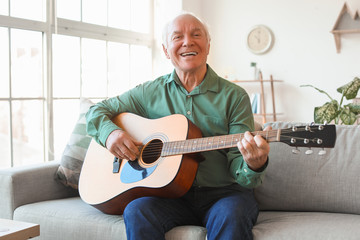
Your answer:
[86,65,266,189]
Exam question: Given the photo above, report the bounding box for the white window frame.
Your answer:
[0,0,154,166]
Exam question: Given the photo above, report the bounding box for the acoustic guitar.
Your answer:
[79,113,336,215]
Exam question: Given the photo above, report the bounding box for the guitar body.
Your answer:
[79,113,202,215]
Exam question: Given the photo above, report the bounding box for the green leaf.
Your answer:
[302,77,360,125]
[314,100,339,123]
[300,84,334,101]
[348,103,360,115]
[337,77,360,100]
[340,108,357,125]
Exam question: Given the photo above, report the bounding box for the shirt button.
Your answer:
[244,168,248,173]
[187,95,191,98]
[187,111,191,115]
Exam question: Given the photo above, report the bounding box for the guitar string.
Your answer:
[139,128,323,146]
[139,130,323,152]
[138,130,320,149]
[140,128,318,151]
[138,129,325,158]
[139,139,321,159]
[139,136,320,159]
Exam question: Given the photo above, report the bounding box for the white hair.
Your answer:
[162,12,211,48]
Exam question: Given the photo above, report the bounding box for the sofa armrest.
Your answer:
[0,161,78,219]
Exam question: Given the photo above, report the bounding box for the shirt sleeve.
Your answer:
[85,85,146,147]
[227,90,268,189]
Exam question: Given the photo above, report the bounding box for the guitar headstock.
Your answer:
[278,124,336,148]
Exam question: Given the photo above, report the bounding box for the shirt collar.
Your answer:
[166,65,220,94]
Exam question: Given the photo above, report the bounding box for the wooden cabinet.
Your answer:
[231,73,283,124]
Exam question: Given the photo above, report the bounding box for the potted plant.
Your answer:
[301,77,360,125]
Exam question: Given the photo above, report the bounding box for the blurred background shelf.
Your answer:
[232,73,283,124]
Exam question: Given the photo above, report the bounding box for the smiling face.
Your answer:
[162,14,210,75]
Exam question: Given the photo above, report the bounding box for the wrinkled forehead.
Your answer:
[167,14,206,35]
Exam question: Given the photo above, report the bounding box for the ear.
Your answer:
[162,44,170,59]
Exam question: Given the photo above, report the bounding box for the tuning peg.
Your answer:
[318,149,326,155]
[292,147,300,154]
[305,148,313,155]
[323,121,328,125]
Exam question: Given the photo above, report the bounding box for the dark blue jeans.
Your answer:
[123,185,259,240]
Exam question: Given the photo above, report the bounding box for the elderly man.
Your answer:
[86,13,270,240]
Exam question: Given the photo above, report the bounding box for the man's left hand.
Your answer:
[237,126,272,171]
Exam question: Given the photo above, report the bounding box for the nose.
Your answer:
[182,34,194,47]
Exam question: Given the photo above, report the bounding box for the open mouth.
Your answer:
[180,52,198,57]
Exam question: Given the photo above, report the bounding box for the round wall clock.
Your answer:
[246,25,274,54]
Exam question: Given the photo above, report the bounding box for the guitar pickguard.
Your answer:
[120,161,157,183]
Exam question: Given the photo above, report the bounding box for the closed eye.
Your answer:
[171,32,183,41]
[192,29,203,37]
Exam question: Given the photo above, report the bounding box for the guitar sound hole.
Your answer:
[142,139,163,164]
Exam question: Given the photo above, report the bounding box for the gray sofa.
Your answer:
[1,122,360,240]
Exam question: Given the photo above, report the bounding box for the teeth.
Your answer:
[181,52,197,56]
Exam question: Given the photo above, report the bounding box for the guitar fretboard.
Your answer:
[161,129,281,157]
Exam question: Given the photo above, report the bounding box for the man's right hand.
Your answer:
[105,129,142,161]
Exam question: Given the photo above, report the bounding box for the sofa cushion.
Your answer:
[56,98,94,189]
[13,197,360,240]
[255,123,360,214]
[13,197,207,240]
[253,211,360,240]
[14,197,127,240]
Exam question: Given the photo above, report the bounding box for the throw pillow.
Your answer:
[56,98,94,189]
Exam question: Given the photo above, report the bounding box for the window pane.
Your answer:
[108,42,130,97]
[108,0,130,30]
[82,0,107,26]
[12,100,44,166]
[53,35,81,98]
[0,0,8,16]
[0,27,9,98]
[53,99,79,159]
[81,38,107,97]
[0,101,10,169]
[10,0,45,21]
[130,45,152,88]
[131,0,151,33]
[11,29,43,98]
[57,0,81,21]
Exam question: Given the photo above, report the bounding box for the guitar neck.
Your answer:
[161,129,281,156]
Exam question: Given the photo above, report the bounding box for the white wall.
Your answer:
[177,0,360,123]
[153,0,182,77]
